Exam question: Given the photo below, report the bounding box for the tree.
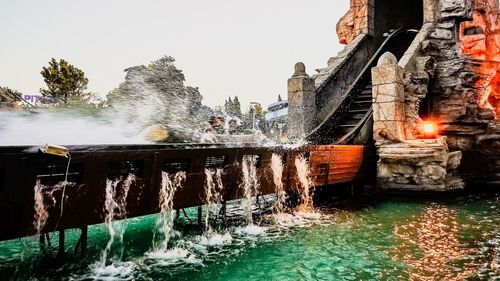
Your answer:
[40,58,89,104]
[253,103,264,118]
[232,96,242,118]
[223,96,242,118]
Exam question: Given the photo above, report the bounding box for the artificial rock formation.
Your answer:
[334,0,500,187]
[337,0,373,44]
[372,51,463,190]
[288,0,499,189]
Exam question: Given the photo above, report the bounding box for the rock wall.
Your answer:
[346,0,500,187]
[418,0,500,184]
[372,51,463,190]
[337,0,373,45]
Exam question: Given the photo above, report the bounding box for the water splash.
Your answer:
[295,155,314,213]
[33,180,75,234]
[271,154,285,214]
[98,174,135,267]
[203,168,224,231]
[240,155,259,225]
[152,171,186,251]
[33,180,50,235]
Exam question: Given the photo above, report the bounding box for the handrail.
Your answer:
[306,27,405,141]
[334,107,373,145]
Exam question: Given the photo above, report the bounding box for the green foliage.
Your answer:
[223,96,242,118]
[0,86,22,102]
[253,103,264,118]
[40,58,89,104]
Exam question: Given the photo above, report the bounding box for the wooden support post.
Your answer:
[221,201,227,225]
[45,233,52,248]
[81,226,88,257]
[58,230,65,257]
[39,233,46,249]
[197,206,203,227]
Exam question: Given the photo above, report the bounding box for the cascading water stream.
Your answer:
[33,180,76,235]
[203,168,224,232]
[295,155,314,213]
[271,154,285,214]
[33,180,49,235]
[152,171,186,252]
[98,173,135,267]
[240,155,259,225]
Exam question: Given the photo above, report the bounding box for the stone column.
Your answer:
[372,52,406,143]
[423,0,438,23]
[287,62,316,140]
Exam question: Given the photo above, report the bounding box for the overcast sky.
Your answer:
[0,0,348,110]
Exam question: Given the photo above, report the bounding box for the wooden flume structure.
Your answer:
[0,143,375,255]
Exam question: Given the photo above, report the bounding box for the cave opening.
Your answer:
[373,0,424,37]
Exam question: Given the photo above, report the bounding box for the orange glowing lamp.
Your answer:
[420,120,438,139]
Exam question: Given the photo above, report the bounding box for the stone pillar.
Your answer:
[423,0,438,23]
[372,52,406,143]
[287,62,316,140]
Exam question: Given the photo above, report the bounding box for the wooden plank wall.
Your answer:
[309,145,365,186]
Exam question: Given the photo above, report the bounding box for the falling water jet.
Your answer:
[98,173,135,268]
[203,168,224,232]
[271,154,285,214]
[295,154,315,213]
[240,155,259,225]
[33,180,76,236]
[152,171,186,252]
[33,180,50,235]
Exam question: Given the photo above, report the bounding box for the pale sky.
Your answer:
[0,0,348,109]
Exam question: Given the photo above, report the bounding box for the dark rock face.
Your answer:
[417,0,500,184]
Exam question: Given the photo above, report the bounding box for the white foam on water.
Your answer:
[235,224,267,236]
[145,247,201,266]
[87,261,136,281]
[196,232,233,246]
[272,212,324,228]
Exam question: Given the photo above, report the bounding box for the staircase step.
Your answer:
[351,113,366,119]
[354,100,372,105]
[349,109,369,113]
[343,119,361,125]
[357,95,372,101]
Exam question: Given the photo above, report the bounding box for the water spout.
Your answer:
[295,155,314,212]
[271,154,285,214]
[240,155,259,225]
[153,171,186,251]
[99,174,135,266]
[203,168,224,232]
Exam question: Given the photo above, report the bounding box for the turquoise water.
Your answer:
[0,193,499,280]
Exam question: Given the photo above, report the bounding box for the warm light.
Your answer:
[423,123,435,133]
[421,121,438,138]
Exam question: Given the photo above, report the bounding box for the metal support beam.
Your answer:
[81,226,87,257]
[221,201,227,225]
[74,226,88,257]
[58,230,65,257]
[197,206,203,227]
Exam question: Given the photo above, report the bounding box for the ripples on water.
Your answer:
[0,193,498,280]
